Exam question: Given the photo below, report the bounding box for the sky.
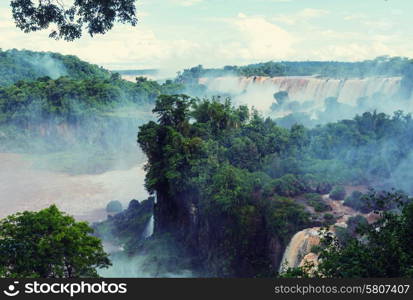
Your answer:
[1,0,413,72]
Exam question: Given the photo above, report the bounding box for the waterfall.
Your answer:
[278,193,369,274]
[278,227,321,274]
[200,76,403,112]
[142,215,154,239]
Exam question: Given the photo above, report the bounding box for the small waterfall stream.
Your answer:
[142,215,154,239]
[278,227,321,273]
[278,192,372,274]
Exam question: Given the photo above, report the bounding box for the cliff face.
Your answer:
[154,189,285,277]
[94,198,154,251]
[137,95,312,277]
[154,191,193,236]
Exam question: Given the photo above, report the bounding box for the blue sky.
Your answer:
[1,0,412,72]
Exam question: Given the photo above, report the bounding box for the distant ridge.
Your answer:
[0,49,110,86]
[113,69,159,76]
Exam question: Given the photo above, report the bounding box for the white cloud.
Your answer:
[137,11,150,18]
[343,13,394,30]
[0,9,199,70]
[219,14,296,62]
[299,8,329,18]
[1,0,412,72]
[274,8,329,25]
[343,13,366,21]
[171,0,203,7]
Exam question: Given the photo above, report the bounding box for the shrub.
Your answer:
[272,174,305,197]
[106,200,123,213]
[347,215,368,235]
[310,244,323,254]
[344,191,369,212]
[304,193,322,202]
[316,182,332,194]
[324,213,335,222]
[304,193,330,212]
[330,186,346,200]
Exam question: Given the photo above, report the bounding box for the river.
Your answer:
[0,153,148,222]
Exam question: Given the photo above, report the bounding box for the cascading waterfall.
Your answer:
[278,192,374,274]
[278,227,321,273]
[142,215,154,239]
[200,76,404,111]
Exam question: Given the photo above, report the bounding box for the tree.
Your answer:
[0,205,111,278]
[10,0,138,41]
[152,94,192,128]
[330,186,346,200]
[106,200,123,213]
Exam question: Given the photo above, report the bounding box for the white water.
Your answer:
[278,227,321,273]
[200,76,403,112]
[142,215,154,239]
[278,192,378,274]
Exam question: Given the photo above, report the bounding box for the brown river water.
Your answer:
[0,153,148,222]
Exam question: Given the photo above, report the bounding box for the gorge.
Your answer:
[2,50,413,278]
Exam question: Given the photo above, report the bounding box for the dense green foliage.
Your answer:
[10,0,137,41]
[344,191,367,212]
[234,57,413,78]
[0,50,182,126]
[138,95,312,276]
[0,205,110,278]
[0,49,110,86]
[177,57,413,82]
[283,192,413,278]
[305,111,413,193]
[0,74,182,125]
[304,193,330,212]
[0,50,183,173]
[330,186,346,200]
[138,94,413,276]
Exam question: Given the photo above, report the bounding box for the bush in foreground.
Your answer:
[0,205,111,278]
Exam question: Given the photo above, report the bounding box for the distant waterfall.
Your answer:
[200,76,403,110]
[142,215,154,239]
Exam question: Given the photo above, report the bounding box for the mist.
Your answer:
[0,57,155,221]
[180,66,413,199]
[199,75,411,125]
[22,52,68,79]
[98,252,193,278]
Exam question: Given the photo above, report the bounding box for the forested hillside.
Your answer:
[137,95,413,276]
[0,49,110,86]
[0,75,182,125]
[0,49,183,132]
[0,49,183,173]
